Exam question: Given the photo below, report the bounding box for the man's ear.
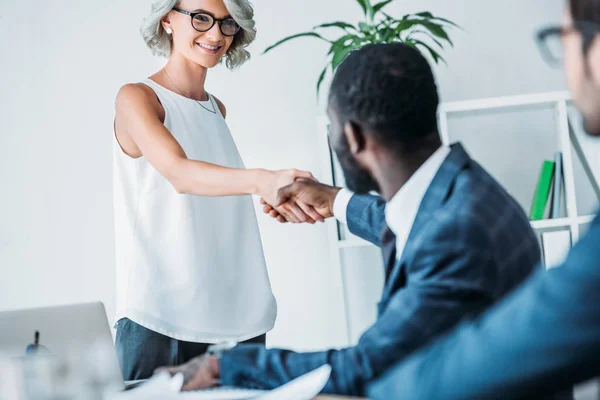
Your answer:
[343,121,367,155]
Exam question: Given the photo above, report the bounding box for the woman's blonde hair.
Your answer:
[141,0,256,69]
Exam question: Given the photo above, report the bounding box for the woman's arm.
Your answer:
[114,84,320,222]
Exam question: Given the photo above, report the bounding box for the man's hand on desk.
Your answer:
[155,354,220,391]
[261,179,341,223]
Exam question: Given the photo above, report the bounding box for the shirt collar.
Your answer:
[385,145,451,237]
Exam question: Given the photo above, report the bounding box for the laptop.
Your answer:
[0,302,134,390]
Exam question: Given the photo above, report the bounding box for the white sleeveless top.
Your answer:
[112,79,277,342]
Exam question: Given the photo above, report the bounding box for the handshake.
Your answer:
[260,177,341,224]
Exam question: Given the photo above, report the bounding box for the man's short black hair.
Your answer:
[571,0,600,23]
[328,42,439,149]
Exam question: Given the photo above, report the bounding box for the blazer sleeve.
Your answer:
[345,194,386,247]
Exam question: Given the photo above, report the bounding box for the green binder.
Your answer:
[530,160,556,221]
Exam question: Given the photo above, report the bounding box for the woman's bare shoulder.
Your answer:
[115,82,166,125]
[116,83,158,109]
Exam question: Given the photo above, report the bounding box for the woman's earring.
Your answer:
[166,28,173,34]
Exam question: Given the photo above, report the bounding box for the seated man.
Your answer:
[366,1,600,399]
[157,43,541,397]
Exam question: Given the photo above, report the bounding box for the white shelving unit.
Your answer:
[318,91,599,345]
[438,90,596,244]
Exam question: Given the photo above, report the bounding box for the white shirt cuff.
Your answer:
[333,188,354,224]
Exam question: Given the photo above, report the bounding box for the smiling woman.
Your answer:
[112,0,323,381]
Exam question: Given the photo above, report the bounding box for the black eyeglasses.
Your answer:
[536,21,600,66]
[172,8,241,37]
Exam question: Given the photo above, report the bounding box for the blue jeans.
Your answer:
[115,318,266,380]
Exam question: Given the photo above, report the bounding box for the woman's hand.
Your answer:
[257,169,324,224]
[261,179,340,223]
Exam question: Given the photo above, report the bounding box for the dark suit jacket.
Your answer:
[219,143,540,396]
[368,216,600,400]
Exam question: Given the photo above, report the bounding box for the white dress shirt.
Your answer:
[333,146,451,260]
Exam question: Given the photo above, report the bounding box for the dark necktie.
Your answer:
[380,223,397,284]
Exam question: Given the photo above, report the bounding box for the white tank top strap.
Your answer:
[139,78,168,99]
[140,77,160,90]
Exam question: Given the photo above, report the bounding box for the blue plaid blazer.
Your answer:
[368,218,600,400]
[219,143,541,396]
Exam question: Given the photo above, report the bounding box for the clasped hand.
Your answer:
[261,178,341,224]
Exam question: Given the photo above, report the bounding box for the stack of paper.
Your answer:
[111,364,332,400]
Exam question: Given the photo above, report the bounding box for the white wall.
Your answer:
[0,0,580,353]
[0,0,159,330]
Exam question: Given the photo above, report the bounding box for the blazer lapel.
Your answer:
[379,143,472,305]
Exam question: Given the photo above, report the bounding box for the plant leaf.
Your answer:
[376,16,398,41]
[419,21,453,46]
[263,32,328,54]
[356,0,372,17]
[376,16,392,29]
[328,34,360,54]
[332,46,355,71]
[314,21,357,31]
[414,39,447,65]
[408,30,445,49]
[316,65,329,96]
[359,22,372,34]
[261,7,459,97]
[381,11,398,21]
[389,19,422,38]
[365,32,381,43]
[416,11,434,18]
[379,26,395,42]
[372,0,394,18]
[416,11,461,28]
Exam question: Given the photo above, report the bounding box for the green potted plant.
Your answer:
[263,0,460,94]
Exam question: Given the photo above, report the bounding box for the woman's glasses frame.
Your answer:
[172,8,241,37]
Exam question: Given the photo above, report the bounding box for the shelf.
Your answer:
[439,91,571,114]
[577,214,597,225]
[338,215,596,248]
[530,214,597,230]
[530,217,572,230]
